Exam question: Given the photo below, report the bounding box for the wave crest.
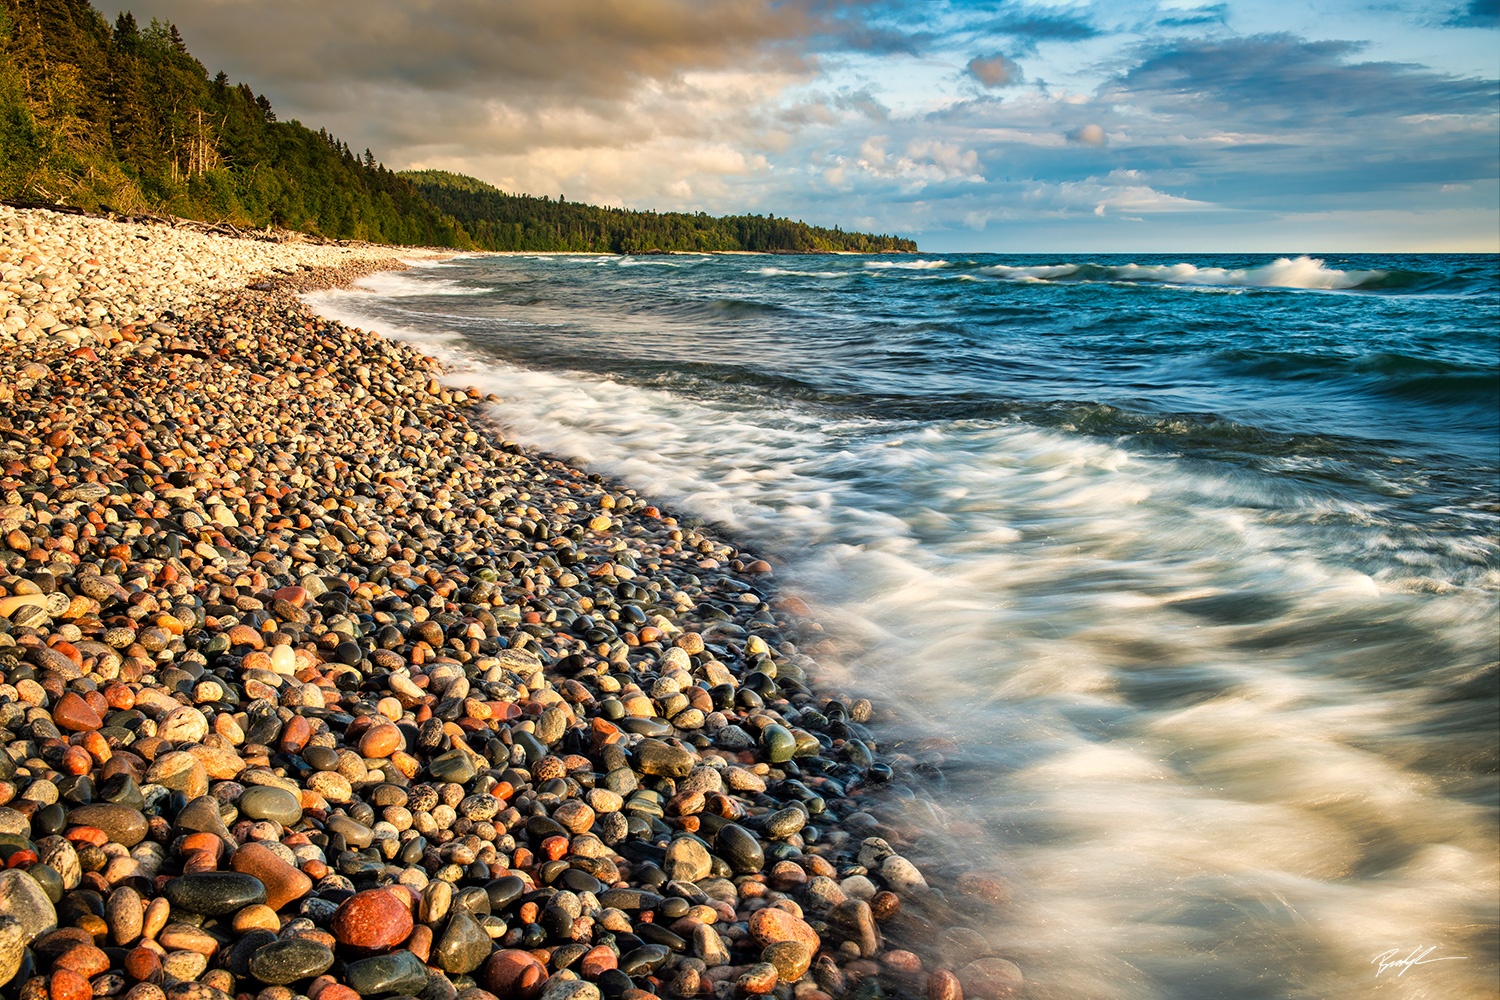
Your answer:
[981,256,1392,290]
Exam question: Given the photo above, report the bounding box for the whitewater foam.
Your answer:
[304,252,1498,1000]
[979,255,1389,290]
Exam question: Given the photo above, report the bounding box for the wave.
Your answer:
[752,267,849,279]
[349,272,490,297]
[979,256,1409,291]
[864,259,954,270]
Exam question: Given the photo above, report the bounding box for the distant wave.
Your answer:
[980,256,1397,291]
[865,259,954,270]
[752,267,849,279]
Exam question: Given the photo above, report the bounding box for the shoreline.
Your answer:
[0,206,1016,1000]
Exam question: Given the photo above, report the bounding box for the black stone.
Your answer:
[343,950,430,996]
[163,873,266,915]
[249,938,334,984]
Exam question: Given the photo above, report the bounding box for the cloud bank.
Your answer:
[111,0,1499,250]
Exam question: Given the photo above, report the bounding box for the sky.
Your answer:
[113,0,1499,252]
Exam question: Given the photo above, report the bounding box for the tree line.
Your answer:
[0,1,917,253]
[403,170,917,254]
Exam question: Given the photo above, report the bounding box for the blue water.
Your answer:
[311,253,1500,1000]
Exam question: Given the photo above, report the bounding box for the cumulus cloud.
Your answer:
[968,53,1024,88]
[1067,123,1107,145]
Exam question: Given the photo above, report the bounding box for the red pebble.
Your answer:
[480,950,546,997]
[48,969,90,1000]
[579,944,617,977]
[53,943,109,977]
[331,888,413,951]
[52,692,102,732]
[928,969,963,1000]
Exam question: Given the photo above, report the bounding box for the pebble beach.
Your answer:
[0,206,1017,1000]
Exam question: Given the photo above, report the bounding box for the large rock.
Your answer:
[0,870,57,943]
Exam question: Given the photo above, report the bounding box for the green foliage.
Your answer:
[404,169,918,253]
[0,0,468,247]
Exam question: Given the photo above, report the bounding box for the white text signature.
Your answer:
[1372,947,1468,977]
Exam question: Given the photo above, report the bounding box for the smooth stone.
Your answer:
[51,693,102,733]
[64,804,148,848]
[173,796,237,848]
[0,870,57,943]
[762,940,811,983]
[342,949,430,996]
[0,914,23,986]
[327,815,373,849]
[480,949,546,996]
[225,928,279,978]
[714,822,764,874]
[632,739,694,778]
[762,807,806,840]
[227,842,312,911]
[759,724,795,764]
[537,982,600,1000]
[105,885,143,946]
[302,746,340,772]
[248,938,334,985]
[238,786,302,827]
[432,910,489,976]
[428,751,475,785]
[958,956,1025,998]
[332,888,413,951]
[162,873,267,915]
[748,907,820,953]
[664,837,711,883]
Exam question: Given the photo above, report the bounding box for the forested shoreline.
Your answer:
[0,1,916,253]
[405,170,917,254]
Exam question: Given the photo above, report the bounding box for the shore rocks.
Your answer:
[0,204,1023,1000]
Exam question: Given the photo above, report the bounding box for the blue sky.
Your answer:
[120,1,1498,250]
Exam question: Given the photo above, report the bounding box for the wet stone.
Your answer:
[332,889,413,951]
[62,803,147,848]
[715,823,764,874]
[163,873,267,915]
[238,786,302,827]
[248,938,334,985]
[632,739,694,778]
[433,910,490,976]
[342,949,430,996]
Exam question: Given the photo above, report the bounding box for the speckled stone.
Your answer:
[0,870,58,943]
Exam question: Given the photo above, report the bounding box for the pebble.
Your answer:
[0,205,1016,1000]
[332,889,413,951]
[342,949,430,995]
[248,938,335,985]
[162,873,267,915]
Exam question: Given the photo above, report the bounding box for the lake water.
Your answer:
[309,251,1499,1000]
